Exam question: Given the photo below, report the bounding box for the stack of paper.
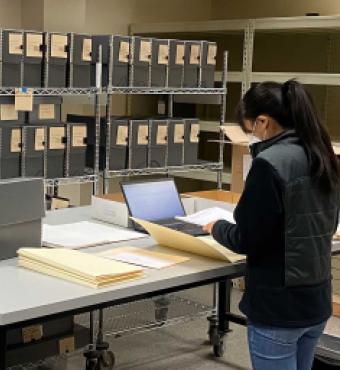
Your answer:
[132,218,245,263]
[18,248,143,288]
[43,221,146,249]
[176,207,235,226]
[98,247,189,269]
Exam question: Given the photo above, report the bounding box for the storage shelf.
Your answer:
[215,71,243,83]
[251,72,340,86]
[104,162,223,178]
[107,86,226,95]
[0,87,98,96]
[173,169,231,184]
[44,174,97,187]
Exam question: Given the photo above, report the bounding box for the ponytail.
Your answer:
[237,80,340,192]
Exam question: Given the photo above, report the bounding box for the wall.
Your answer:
[211,0,340,19]
[0,0,22,28]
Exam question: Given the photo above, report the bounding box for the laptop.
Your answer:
[120,178,208,236]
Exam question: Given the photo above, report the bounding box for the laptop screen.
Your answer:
[121,179,186,221]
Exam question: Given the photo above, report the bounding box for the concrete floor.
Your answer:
[61,287,251,370]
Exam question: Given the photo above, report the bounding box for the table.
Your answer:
[0,207,246,369]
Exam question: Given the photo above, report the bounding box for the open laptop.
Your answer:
[120,178,208,236]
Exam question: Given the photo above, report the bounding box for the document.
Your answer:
[98,247,189,269]
[43,221,147,249]
[176,207,235,226]
[18,248,143,288]
[131,218,245,263]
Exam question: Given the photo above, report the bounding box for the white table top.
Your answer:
[0,207,245,326]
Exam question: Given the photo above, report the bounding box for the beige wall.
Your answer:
[211,0,340,19]
[0,0,22,28]
[21,0,44,30]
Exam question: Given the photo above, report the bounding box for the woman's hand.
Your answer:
[203,221,216,234]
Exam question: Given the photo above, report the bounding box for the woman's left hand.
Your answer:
[203,221,216,234]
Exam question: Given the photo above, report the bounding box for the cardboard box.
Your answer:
[0,96,25,125]
[0,125,23,179]
[66,122,88,176]
[149,119,168,168]
[183,41,201,88]
[168,39,184,88]
[112,35,130,87]
[91,192,196,228]
[333,295,340,318]
[130,36,152,87]
[151,38,169,87]
[91,34,111,87]
[23,31,44,87]
[223,125,251,194]
[108,118,129,170]
[167,119,184,166]
[23,125,46,177]
[27,96,62,125]
[183,118,200,165]
[128,119,149,169]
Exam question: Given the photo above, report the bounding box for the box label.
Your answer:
[49,127,65,150]
[118,41,130,63]
[158,44,169,65]
[72,125,87,147]
[156,125,168,145]
[190,123,200,143]
[51,34,68,59]
[175,44,185,65]
[26,33,43,58]
[39,104,55,120]
[35,127,45,151]
[10,128,22,153]
[190,44,201,65]
[137,125,149,145]
[174,123,185,144]
[59,336,75,354]
[207,44,217,65]
[0,104,18,121]
[139,40,151,63]
[116,125,128,146]
[82,38,92,62]
[9,33,23,55]
[15,88,33,111]
[22,324,43,344]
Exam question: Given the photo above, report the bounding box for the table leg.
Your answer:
[0,327,7,370]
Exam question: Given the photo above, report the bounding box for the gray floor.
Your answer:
[62,286,251,370]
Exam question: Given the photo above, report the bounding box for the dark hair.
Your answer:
[236,80,340,192]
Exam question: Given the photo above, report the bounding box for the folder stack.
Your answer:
[18,248,143,288]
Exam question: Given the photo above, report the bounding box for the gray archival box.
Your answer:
[0,177,44,260]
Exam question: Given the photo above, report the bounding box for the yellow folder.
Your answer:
[131,218,245,263]
[18,248,143,288]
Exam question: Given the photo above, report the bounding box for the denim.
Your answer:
[247,321,326,370]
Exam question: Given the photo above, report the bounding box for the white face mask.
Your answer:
[248,121,262,147]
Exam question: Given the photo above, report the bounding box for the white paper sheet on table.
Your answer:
[175,207,235,226]
[43,221,146,249]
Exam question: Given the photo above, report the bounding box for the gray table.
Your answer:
[0,207,246,369]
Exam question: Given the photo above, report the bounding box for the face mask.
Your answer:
[248,121,262,147]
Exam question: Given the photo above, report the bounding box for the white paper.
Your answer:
[176,207,235,226]
[106,252,172,269]
[43,221,146,249]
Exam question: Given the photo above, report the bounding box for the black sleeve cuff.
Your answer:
[212,220,231,246]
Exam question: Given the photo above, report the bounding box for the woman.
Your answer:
[203,80,340,370]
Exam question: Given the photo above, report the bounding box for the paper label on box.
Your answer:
[243,154,252,181]
[118,41,130,63]
[39,104,55,120]
[9,33,23,55]
[15,88,33,111]
[190,123,200,143]
[0,104,18,121]
[156,125,168,145]
[174,123,185,143]
[59,336,75,354]
[158,44,169,65]
[49,127,65,149]
[35,127,45,151]
[72,125,87,147]
[207,44,217,65]
[116,125,128,146]
[10,128,22,153]
[190,44,201,65]
[50,34,68,58]
[82,38,92,62]
[137,125,149,145]
[51,197,70,211]
[26,33,43,58]
[22,325,43,344]
[175,44,185,65]
[139,40,151,63]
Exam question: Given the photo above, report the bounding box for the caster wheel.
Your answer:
[213,339,225,358]
[208,324,219,345]
[86,359,98,370]
[99,350,115,370]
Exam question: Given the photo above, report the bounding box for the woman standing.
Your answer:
[204,80,340,370]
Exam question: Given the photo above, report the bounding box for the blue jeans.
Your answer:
[247,321,327,370]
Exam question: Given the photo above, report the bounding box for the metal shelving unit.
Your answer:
[103,51,229,194]
[0,87,97,96]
